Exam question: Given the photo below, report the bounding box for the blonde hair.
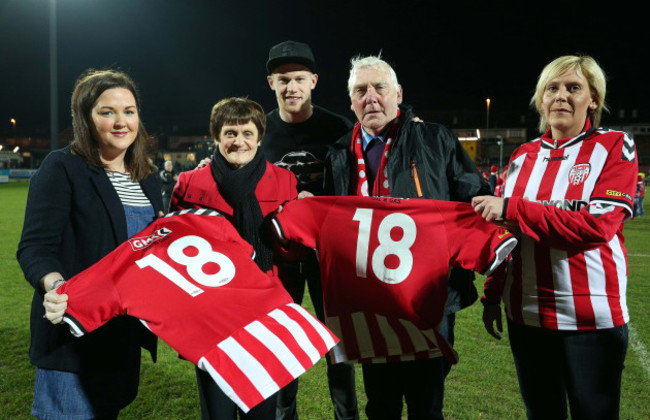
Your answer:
[530,55,608,133]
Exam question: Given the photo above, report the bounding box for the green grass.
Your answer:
[1,181,648,419]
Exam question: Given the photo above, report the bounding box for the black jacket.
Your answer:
[324,106,491,312]
[17,146,161,378]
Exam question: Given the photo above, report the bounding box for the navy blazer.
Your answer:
[17,146,162,373]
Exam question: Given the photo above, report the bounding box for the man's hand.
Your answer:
[297,190,314,199]
[196,157,211,169]
[482,303,503,340]
[471,195,505,222]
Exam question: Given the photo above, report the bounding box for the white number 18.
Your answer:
[135,235,236,297]
[352,208,416,284]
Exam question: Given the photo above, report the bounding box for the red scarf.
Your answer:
[351,111,400,197]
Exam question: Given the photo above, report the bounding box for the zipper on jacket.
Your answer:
[410,160,423,198]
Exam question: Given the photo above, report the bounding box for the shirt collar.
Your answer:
[360,126,389,151]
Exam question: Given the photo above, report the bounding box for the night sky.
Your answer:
[0,0,646,138]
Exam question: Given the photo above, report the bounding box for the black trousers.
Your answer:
[276,254,359,420]
[196,366,277,420]
[362,358,445,420]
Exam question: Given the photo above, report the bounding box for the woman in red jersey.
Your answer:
[472,55,636,420]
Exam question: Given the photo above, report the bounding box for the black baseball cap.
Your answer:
[267,40,315,74]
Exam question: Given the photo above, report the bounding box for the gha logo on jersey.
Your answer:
[129,227,172,251]
[568,163,591,185]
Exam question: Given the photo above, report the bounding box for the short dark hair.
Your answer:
[209,97,266,142]
[70,69,155,181]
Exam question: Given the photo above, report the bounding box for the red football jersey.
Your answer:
[490,124,637,330]
[58,209,338,413]
[272,196,516,364]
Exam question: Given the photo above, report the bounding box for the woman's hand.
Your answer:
[43,288,68,325]
[472,195,505,222]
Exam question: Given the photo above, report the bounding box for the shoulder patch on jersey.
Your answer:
[568,163,591,185]
[622,133,635,162]
[165,208,223,218]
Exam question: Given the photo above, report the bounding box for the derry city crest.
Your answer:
[568,163,591,185]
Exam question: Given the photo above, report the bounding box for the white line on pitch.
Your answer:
[629,323,650,380]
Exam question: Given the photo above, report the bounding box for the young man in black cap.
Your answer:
[263,40,359,420]
[264,40,352,196]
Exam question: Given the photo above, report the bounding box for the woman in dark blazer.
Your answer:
[17,69,162,419]
[170,97,299,420]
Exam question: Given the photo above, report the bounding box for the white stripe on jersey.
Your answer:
[522,151,547,200]
[487,237,518,275]
[326,313,446,363]
[580,143,607,200]
[325,316,348,363]
[610,235,629,323]
[376,314,402,356]
[549,148,578,198]
[288,303,338,349]
[352,312,375,358]
[269,308,320,364]
[400,319,429,352]
[621,131,636,161]
[198,357,249,412]
[518,239,541,328]
[244,321,306,378]
[503,152,524,198]
[551,248,578,331]
[585,247,614,329]
[218,336,280,399]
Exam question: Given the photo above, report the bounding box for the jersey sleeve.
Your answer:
[505,131,637,251]
[589,131,638,217]
[439,201,517,276]
[481,262,507,305]
[505,196,627,251]
[271,197,331,249]
[57,244,127,337]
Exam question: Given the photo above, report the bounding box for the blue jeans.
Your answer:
[507,320,628,420]
[32,368,120,419]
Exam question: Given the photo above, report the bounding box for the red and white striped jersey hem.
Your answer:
[194,303,338,413]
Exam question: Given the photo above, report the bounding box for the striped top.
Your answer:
[491,121,637,331]
[106,170,151,207]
